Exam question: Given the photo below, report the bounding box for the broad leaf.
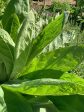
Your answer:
[28,13,64,60]
[0,29,15,82]
[2,88,33,112]
[60,73,84,85]
[21,46,84,76]
[2,74,84,96]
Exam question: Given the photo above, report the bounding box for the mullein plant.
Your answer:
[0,0,84,112]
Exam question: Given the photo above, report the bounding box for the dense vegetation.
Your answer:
[0,0,84,112]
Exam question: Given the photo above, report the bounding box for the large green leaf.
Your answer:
[2,0,30,28]
[2,73,84,96]
[60,73,84,85]
[2,88,33,112]
[10,10,35,79]
[21,46,84,76]
[0,29,15,82]
[28,13,64,61]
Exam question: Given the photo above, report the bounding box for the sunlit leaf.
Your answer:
[28,13,64,60]
[2,74,84,96]
[21,46,84,76]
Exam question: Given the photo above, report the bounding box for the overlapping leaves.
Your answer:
[11,13,64,79]
[0,1,84,111]
[2,73,84,96]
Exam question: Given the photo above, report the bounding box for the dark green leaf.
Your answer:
[2,88,33,112]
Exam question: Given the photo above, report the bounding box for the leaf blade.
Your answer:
[29,13,65,60]
[22,46,84,76]
[2,74,84,96]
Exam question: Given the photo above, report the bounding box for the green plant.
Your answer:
[0,0,84,112]
[48,1,71,13]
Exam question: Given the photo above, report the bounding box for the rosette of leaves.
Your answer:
[1,0,84,112]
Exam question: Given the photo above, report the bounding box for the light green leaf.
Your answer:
[61,73,84,85]
[22,46,84,76]
[10,10,35,79]
[0,29,15,82]
[2,88,33,112]
[28,13,64,60]
[2,74,84,96]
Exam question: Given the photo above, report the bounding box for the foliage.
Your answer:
[77,0,84,7]
[0,0,84,112]
[48,1,71,12]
